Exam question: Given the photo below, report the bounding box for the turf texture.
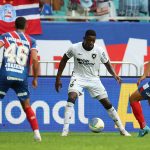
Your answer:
[0,132,149,150]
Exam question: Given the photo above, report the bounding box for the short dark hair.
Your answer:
[15,17,27,29]
[85,29,96,37]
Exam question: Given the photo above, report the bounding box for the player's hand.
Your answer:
[32,78,38,88]
[114,75,122,84]
[55,79,62,92]
[137,75,146,86]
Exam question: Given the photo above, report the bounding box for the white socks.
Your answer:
[34,129,41,141]
[63,102,74,132]
[107,106,124,131]
[34,129,40,135]
[63,103,124,132]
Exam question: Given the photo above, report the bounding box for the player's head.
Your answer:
[15,17,27,30]
[83,29,96,51]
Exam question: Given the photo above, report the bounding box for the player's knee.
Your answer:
[129,94,135,104]
[67,97,77,104]
[68,92,77,104]
[20,98,30,110]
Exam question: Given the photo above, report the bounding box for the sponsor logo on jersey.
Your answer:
[77,58,95,65]
[0,91,6,95]
[5,63,24,74]
[7,76,23,81]
[17,92,27,97]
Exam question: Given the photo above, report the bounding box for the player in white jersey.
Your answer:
[55,29,131,136]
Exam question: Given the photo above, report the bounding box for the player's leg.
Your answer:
[20,99,41,141]
[129,90,146,129]
[97,97,131,136]
[12,80,41,141]
[88,79,131,136]
[62,76,82,136]
[129,86,150,137]
[62,92,78,136]
[0,76,10,99]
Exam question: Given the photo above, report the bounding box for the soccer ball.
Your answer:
[89,118,104,133]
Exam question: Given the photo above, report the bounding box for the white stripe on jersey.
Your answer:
[8,32,19,47]
[22,33,30,49]
[14,31,23,46]
[143,83,149,90]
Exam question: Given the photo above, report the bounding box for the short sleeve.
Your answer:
[30,37,38,51]
[65,46,74,58]
[99,47,109,63]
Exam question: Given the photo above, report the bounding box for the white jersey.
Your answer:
[66,42,109,78]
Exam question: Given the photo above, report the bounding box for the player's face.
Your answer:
[84,35,96,50]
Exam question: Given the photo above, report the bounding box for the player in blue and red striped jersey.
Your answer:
[0,17,41,141]
[129,61,150,137]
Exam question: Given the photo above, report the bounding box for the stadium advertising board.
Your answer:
[0,22,150,76]
[32,22,150,76]
[0,77,149,132]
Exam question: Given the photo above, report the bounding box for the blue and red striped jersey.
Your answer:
[0,31,37,80]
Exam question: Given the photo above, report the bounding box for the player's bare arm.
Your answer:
[31,49,39,88]
[137,61,150,86]
[104,60,122,84]
[55,54,70,92]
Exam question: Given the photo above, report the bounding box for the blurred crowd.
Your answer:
[39,0,149,21]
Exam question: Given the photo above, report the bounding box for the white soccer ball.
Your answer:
[89,118,104,133]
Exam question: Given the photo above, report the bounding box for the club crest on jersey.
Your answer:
[92,54,96,59]
[0,4,16,22]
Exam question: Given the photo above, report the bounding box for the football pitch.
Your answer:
[0,132,149,150]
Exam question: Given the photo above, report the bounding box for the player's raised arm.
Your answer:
[31,49,39,88]
[104,60,122,84]
[55,54,70,92]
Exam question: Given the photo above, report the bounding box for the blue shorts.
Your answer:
[138,82,150,99]
[0,76,30,101]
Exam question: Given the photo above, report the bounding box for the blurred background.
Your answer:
[39,0,149,22]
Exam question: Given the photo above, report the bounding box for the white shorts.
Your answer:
[68,76,108,99]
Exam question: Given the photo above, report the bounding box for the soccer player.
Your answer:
[0,17,41,141]
[55,29,131,136]
[129,61,150,137]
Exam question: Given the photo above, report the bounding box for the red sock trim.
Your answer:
[130,101,146,129]
[24,106,39,130]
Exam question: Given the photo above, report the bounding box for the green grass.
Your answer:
[0,132,149,150]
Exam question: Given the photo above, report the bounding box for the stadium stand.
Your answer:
[40,0,149,22]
